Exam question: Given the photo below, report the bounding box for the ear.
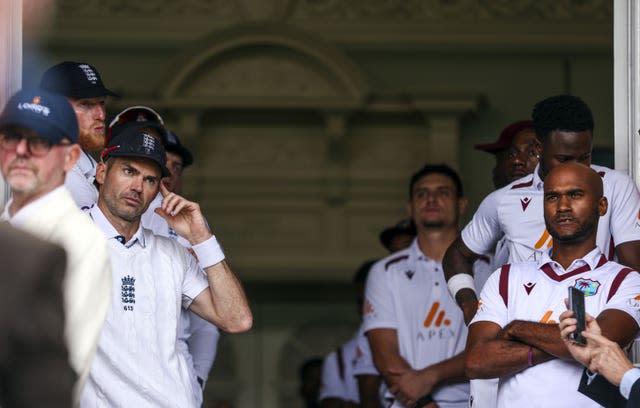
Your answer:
[95,161,107,186]
[63,144,81,172]
[598,196,608,217]
[457,196,468,216]
[406,201,413,219]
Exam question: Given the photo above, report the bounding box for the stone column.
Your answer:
[614,0,640,363]
[614,0,640,179]
[0,0,22,208]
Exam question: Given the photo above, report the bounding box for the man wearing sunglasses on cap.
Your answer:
[81,127,252,407]
[108,106,222,405]
[40,61,119,210]
[0,89,112,403]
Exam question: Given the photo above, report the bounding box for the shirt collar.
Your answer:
[538,247,607,279]
[533,163,544,191]
[1,186,67,226]
[89,205,146,248]
[408,237,438,264]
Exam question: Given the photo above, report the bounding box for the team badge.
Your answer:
[520,197,531,211]
[573,278,601,297]
[121,275,136,311]
[405,270,415,280]
[523,282,536,295]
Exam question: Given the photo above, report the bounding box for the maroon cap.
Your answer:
[474,120,534,153]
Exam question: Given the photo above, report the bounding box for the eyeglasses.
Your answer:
[0,134,69,157]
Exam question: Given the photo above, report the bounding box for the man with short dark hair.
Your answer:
[40,61,118,209]
[363,164,491,408]
[82,127,252,407]
[466,162,640,407]
[444,95,640,324]
[0,88,112,402]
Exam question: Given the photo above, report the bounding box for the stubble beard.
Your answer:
[547,209,599,244]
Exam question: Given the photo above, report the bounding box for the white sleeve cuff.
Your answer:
[192,235,225,269]
[447,273,477,298]
[620,367,640,399]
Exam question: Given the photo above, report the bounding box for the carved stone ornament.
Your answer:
[57,0,238,16]
[291,0,612,21]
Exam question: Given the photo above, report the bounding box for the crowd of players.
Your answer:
[316,96,640,408]
[1,59,640,408]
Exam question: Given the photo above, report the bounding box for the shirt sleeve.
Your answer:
[470,268,509,328]
[620,368,640,399]
[64,169,98,211]
[181,248,210,310]
[461,188,505,256]
[319,351,348,401]
[353,327,379,376]
[608,171,640,246]
[361,261,397,333]
[186,313,220,380]
[603,270,640,328]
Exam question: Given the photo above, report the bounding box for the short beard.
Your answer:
[546,209,599,244]
[421,220,446,229]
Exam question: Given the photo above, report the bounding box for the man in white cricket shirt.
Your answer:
[444,95,640,325]
[81,127,252,407]
[363,164,491,408]
[466,163,640,408]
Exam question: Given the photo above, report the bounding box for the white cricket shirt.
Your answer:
[142,192,220,405]
[81,205,209,407]
[319,333,360,404]
[362,239,477,408]
[472,248,640,408]
[461,164,640,263]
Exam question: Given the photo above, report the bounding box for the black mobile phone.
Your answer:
[568,286,586,345]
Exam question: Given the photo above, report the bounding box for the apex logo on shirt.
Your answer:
[405,270,415,280]
[523,282,536,295]
[520,197,532,211]
[423,302,451,327]
[539,310,556,324]
[534,229,553,250]
[121,275,136,311]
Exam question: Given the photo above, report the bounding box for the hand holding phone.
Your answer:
[568,286,586,345]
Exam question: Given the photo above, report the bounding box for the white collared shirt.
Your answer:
[320,332,360,404]
[362,239,490,408]
[472,248,640,408]
[81,205,210,408]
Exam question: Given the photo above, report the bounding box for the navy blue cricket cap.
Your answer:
[164,130,193,167]
[101,127,170,177]
[40,61,119,99]
[0,88,79,144]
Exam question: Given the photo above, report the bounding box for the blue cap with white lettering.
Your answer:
[0,88,78,144]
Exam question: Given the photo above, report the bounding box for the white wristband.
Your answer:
[447,273,477,298]
[192,235,225,269]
